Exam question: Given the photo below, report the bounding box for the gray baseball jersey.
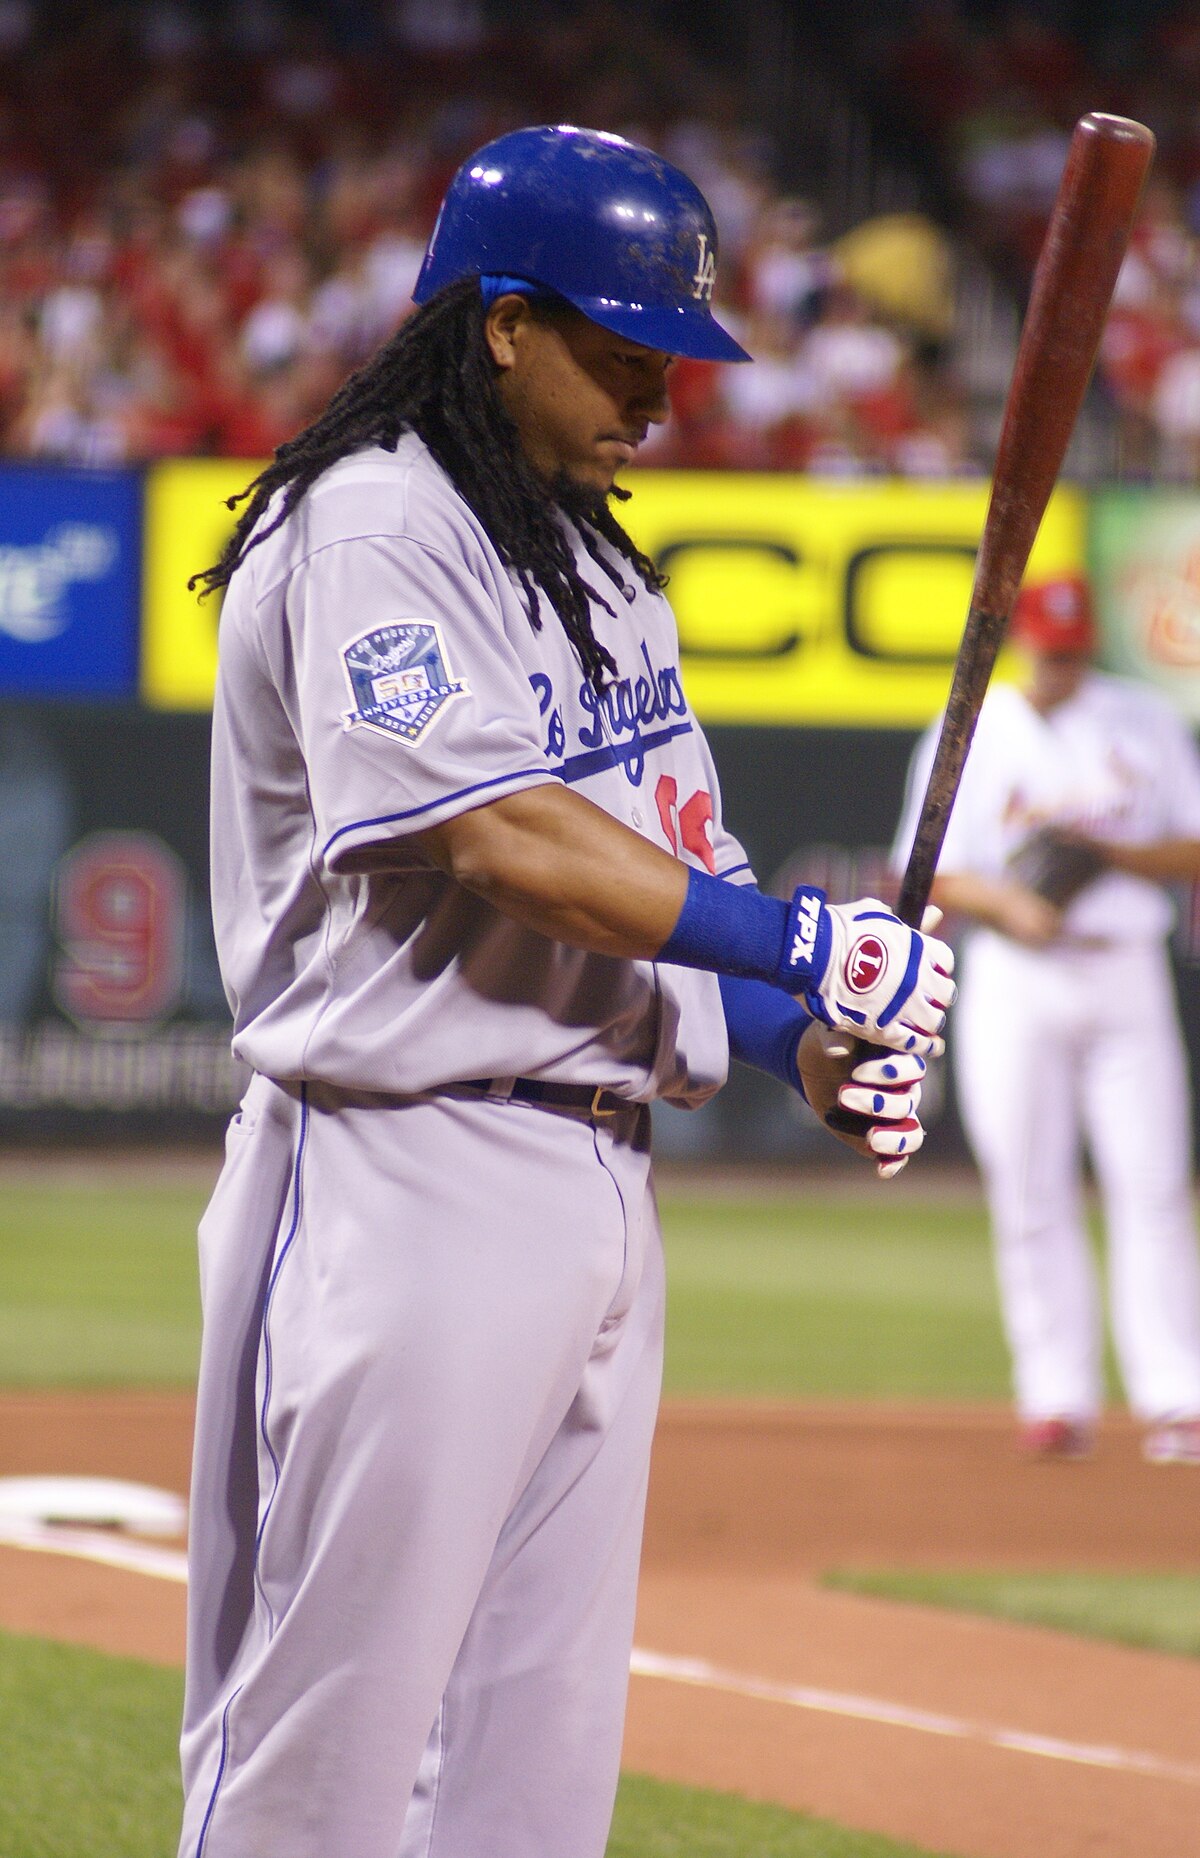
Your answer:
[209,431,754,1103]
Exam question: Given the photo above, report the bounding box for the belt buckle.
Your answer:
[590,1086,618,1119]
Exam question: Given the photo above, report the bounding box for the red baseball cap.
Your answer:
[1010,575,1096,655]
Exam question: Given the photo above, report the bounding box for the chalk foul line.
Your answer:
[2,1522,1198,1790]
[629,1648,1200,1789]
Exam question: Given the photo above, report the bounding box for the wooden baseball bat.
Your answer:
[803,112,1154,1155]
[894,110,1155,928]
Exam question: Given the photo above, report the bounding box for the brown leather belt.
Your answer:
[461,1077,628,1118]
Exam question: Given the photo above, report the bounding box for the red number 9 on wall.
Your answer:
[52,831,187,1027]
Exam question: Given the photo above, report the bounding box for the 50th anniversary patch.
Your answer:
[342,621,468,745]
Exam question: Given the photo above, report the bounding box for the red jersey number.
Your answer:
[655,775,716,874]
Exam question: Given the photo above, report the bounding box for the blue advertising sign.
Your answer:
[0,467,140,696]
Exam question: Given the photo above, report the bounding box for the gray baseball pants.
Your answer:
[178,1072,663,1858]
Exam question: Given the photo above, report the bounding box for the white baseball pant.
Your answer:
[954,932,1200,1422]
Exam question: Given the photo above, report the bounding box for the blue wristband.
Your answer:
[718,973,813,1094]
[657,867,789,979]
[657,867,832,992]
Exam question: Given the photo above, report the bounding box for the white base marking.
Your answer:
[0,1517,188,1581]
[628,1648,1200,1789]
[1,1527,1196,1790]
[0,1475,186,1536]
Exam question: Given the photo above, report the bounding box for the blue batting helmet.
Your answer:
[413,123,750,363]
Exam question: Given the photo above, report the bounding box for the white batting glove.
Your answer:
[796,1025,928,1180]
[831,1046,927,1179]
[781,890,955,1058]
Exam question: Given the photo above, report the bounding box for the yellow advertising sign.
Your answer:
[623,473,1086,725]
[141,461,1086,724]
[141,458,266,710]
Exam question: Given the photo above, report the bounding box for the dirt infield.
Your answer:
[1,1392,1198,1858]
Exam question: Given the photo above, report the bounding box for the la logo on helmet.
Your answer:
[692,233,716,301]
[845,935,887,993]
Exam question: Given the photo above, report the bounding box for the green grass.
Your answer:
[0,1180,206,1386]
[822,1569,1200,1659]
[0,1631,184,1857]
[0,1174,1019,1397]
[0,1629,961,1858]
[659,1190,1014,1398]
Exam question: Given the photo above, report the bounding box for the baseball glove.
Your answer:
[1006,826,1108,908]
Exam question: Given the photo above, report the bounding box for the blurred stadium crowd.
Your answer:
[2,0,1200,478]
[865,1,1200,481]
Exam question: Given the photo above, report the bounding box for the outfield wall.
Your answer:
[3,461,1200,1157]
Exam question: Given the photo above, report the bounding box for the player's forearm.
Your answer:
[931,871,1062,944]
[931,872,1019,924]
[413,786,953,1061]
[1094,837,1200,882]
[413,782,690,956]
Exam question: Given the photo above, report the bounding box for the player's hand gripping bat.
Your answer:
[800,111,1156,1160]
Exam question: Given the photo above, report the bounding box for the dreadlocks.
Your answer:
[190,277,667,690]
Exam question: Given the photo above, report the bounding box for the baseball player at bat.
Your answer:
[177,125,954,1858]
[893,573,1200,1465]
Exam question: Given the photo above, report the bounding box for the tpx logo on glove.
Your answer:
[844,934,888,994]
[788,891,822,969]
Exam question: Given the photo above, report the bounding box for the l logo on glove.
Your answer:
[845,935,887,993]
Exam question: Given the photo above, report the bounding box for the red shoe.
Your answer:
[1142,1417,1200,1464]
[1018,1417,1094,1460]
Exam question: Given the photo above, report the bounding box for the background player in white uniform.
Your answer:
[894,573,1200,1463]
[178,126,956,1858]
